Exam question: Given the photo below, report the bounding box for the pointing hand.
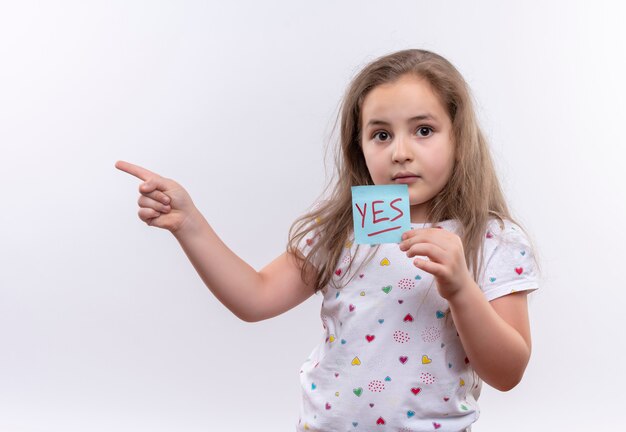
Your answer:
[115,160,198,233]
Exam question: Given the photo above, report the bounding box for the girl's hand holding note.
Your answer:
[115,160,200,234]
[399,227,474,301]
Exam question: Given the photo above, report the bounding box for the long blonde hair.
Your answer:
[287,49,540,293]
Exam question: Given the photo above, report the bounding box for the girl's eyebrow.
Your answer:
[366,114,438,127]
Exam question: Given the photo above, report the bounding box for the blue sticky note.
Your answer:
[351,185,411,244]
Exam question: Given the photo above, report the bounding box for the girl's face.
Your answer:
[360,74,455,223]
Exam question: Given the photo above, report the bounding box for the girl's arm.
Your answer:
[115,160,315,322]
[447,287,532,391]
[173,210,315,322]
[399,227,534,391]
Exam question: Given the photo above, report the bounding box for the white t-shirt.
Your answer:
[295,218,539,432]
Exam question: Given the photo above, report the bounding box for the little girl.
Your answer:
[116,49,540,431]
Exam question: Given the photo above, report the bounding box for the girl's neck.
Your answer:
[409,205,431,224]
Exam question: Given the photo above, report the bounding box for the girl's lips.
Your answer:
[393,176,420,184]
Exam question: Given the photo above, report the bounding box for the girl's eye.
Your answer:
[417,126,433,137]
[373,131,391,141]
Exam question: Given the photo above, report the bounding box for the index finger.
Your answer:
[401,225,445,240]
[115,160,158,181]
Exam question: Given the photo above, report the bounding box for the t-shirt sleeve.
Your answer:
[296,223,322,268]
[294,201,327,270]
[478,219,540,302]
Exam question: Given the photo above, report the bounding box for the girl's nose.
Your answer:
[392,135,414,163]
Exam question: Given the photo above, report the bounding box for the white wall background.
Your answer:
[1,1,624,430]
